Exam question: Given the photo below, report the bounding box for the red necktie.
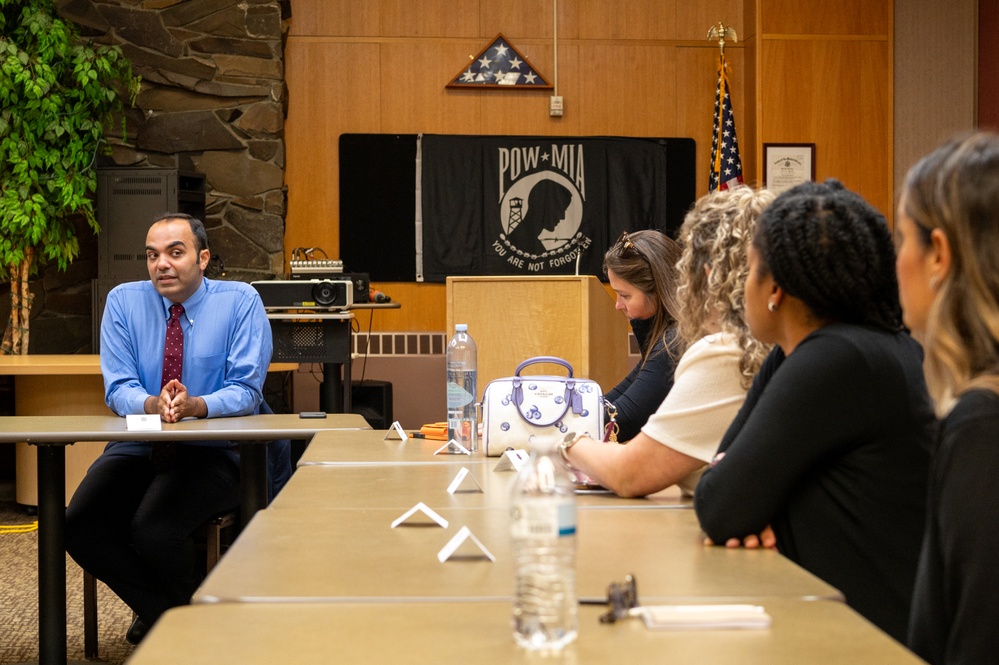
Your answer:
[152,304,184,469]
[161,304,184,387]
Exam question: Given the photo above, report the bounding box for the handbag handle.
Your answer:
[510,356,582,427]
[514,356,574,378]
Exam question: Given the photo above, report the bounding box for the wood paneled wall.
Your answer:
[981,0,998,129]
[756,0,893,217]
[894,0,976,198]
[284,0,894,332]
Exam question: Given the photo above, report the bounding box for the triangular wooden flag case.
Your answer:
[446,33,552,89]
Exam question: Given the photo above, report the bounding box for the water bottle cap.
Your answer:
[455,324,468,332]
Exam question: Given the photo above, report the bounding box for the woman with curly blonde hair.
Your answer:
[674,188,772,386]
[695,179,935,644]
[559,186,772,498]
[896,132,999,665]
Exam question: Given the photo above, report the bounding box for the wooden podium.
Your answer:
[445,276,630,395]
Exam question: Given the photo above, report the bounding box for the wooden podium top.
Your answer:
[445,275,629,391]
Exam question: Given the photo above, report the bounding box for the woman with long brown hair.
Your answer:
[896,132,999,664]
[601,229,682,442]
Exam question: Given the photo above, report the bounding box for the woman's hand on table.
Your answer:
[703,525,777,550]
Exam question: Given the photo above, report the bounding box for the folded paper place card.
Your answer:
[636,604,771,630]
[437,525,496,563]
[383,421,408,441]
[126,414,162,431]
[446,467,483,494]
[434,439,471,456]
[391,502,449,529]
[493,449,530,472]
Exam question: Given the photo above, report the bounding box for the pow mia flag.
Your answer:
[417,135,678,282]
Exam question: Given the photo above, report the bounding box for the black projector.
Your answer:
[251,279,353,310]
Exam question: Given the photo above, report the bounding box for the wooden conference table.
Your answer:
[128,600,925,665]
[288,444,691,509]
[296,428,492,466]
[0,413,369,665]
[139,429,921,663]
[193,431,842,603]
[200,435,837,604]
[194,504,840,605]
[295,429,693,510]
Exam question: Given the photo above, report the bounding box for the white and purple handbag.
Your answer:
[482,356,604,457]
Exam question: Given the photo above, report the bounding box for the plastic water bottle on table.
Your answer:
[510,434,578,650]
[446,323,477,452]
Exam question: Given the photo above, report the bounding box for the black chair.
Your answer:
[81,402,289,658]
[82,510,237,659]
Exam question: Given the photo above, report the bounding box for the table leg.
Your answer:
[342,354,352,413]
[320,361,352,413]
[36,443,68,665]
[239,442,268,529]
[320,362,344,414]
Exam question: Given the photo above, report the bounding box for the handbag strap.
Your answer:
[510,357,585,427]
[514,356,574,378]
[511,377,574,427]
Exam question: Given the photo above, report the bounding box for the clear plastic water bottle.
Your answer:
[446,323,478,452]
[510,435,578,650]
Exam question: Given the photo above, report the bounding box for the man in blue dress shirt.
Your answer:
[66,213,278,643]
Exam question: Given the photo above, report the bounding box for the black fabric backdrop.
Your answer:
[339,134,695,282]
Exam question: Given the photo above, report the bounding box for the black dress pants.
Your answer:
[65,443,240,625]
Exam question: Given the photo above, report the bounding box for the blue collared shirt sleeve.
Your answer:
[101,283,158,416]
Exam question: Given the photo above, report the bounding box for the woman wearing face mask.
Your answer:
[602,229,683,442]
[896,132,999,665]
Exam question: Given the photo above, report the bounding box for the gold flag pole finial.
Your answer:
[707,22,738,56]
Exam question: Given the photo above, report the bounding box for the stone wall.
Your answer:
[10,0,290,353]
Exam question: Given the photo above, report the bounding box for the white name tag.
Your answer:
[126,414,162,431]
[493,449,529,472]
[446,467,483,494]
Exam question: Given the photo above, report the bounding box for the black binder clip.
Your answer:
[598,574,639,624]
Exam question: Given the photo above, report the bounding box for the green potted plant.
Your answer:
[0,0,139,354]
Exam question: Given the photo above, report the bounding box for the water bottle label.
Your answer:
[448,417,473,442]
[447,381,474,408]
[511,501,576,539]
[557,503,576,537]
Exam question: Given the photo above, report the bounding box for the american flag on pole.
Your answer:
[709,54,744,192]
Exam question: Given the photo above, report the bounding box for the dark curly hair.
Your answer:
[752,179,902,332]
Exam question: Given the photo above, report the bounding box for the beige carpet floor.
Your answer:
[0,483,136,664]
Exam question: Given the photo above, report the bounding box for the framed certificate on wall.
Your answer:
[763,143,815,194]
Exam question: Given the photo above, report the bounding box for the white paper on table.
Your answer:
[390,502,449,529]
[434,439,471,456]
[383,421,408,441]
[446,467,483,494]
[125,414,162,431]
[636,604,771,630]
[493,449,529,472]
[437,525,496,563]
